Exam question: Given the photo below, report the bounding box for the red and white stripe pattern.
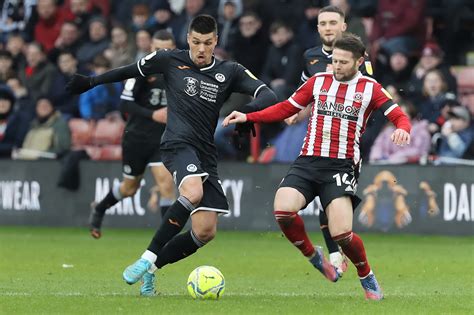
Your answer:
[290,72,391,164]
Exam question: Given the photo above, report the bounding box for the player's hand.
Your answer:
[285,113,298,125]
[222,111,247,126]
[391,129,410,146]
[66,73,94,94]
[152,108,167,124]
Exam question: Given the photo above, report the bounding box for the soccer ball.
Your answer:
[187,266,225,300]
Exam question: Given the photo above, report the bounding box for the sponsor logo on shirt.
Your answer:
[215,73,225,82]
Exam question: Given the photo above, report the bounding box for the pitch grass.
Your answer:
[0,227,473,315]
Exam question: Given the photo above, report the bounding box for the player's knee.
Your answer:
[120,182,140,197]
[180,186,203,206]
[273,210,296,227]
[193,224,216,243]
[332,231,353,247]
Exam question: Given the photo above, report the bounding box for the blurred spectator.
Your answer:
[13,96,71,160]
[32,0,74,53]
[170,0,209,49]
[0,86,29,158]
[76,16,110,66]
[48,21,81,64]
[232,11,269,76]
[330,0,367,44]
[78,55,121,120]
[5,32,26,71]
[296,0,321,51]
[379,47,413,95]
[218,0,242,17]
[370,0,426,59]
[19,42,56,102]
[110,0,153,25]
[134,29,152,61]
[131,4,153,32]
[256,0,305,32]
[407,42,457,101]
[0,0,36,43]
[67,0,104,35]
[261,21,303,101]
[103,25,135,68]
[217,1,240,54]
[418,69,449,134]
[6,76,35,118]
[370,102,431,164]
[149,1,174,34]
[436,105,473,160]
[49,51,81,119]
[0,50,15,84]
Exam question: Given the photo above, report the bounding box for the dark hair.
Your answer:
[0,50,13,59]
[92,54,110,68]
[240,11,260,21]
[269,21,291,34]
[57,50,76,59]
[319,5,345,19]
[153,29,176,43]
[189,15,217,35]
[333,33,365,59]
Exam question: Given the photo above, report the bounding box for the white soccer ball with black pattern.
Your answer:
[187,266,225,300]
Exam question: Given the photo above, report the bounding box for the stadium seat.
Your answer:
[92,118,125,145]
[97,145,122,161]
[69,118,95,148]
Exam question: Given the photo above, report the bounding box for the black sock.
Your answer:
[154,230,205,268]
[160,205,170,218]
[147,196,193,253]
[319,211,339,254]
[95,190,120,215]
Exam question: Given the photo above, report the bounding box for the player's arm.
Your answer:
[373,84,411,146]
[66,50,168,94]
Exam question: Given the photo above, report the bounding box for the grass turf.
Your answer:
[0,226,473,314]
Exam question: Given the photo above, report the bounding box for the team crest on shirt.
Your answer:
[215,73,225,82]
[320,89,328,95]
[184,77,199,96]
[353,92,364,104]
[187,164,197,172]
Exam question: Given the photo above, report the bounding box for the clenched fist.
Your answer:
[66,73,94,94]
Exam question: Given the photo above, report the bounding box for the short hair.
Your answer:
[189,14,217,35]
[153,30,176,44]
[319,5,345,19]
[240,11,260,21]
[92,54,110,68]
[270,21,291,34]
[333,33,365,59]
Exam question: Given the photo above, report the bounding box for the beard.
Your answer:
[334,67,358,81]
[320,37,335,48]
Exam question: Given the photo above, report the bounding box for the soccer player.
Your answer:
[289,5,373,275]
[89,30,178,239]
[223,33,411,300]
[66,15,277,296]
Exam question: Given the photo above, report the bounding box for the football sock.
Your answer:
[95,181,122,215]
[159,197,175,218]
[274,210,315,257]
[333,231,371,277]
[147,196,194,253]
[319,211,340,254]
[154,230,205,268]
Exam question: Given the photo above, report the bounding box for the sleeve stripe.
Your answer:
[301,71,309,81]
[120,95,135,101]
[253,84,266,98]
[384,104,398,116]
[137,60,145,77]
[288,97,305,110]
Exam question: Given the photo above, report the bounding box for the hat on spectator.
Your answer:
[0,85,16,104]
[153,0,171,11]
[421,42,443,58]
[440,92,460,108]
[448,106,471,122]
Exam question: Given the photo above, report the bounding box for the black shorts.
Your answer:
[122,133,162,178]
[279,156,361,210]
[161,144,229,215]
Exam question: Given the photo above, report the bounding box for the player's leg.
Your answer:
[319,209,348,274]
[326,196,383,300]
[90,175,142,238]
[150,164,176,217]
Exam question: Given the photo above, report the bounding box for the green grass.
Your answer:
[0,227,473,314]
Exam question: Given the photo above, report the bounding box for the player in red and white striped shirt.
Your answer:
[223,34,411,300]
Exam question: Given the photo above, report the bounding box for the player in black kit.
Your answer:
[66,15,277,296]
[88,30,177,240]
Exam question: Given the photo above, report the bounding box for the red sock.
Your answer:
[274,210,315,257]
[333,231,371,277]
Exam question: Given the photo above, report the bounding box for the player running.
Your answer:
[88,30,177,239]
[67,15,277,296]
[223,33,411,300]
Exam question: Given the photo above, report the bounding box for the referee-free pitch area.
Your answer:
[1,226,472,314]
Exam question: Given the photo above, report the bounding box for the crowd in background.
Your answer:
[0,0,473,165]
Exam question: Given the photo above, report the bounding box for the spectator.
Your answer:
[76,16,110,66]
[149,1,174,34]
[13,96,71,160]
[6,76,35,118]
[130,4,154,33]
[68,0,104,36]
[261,21,303,101]
[134,29,152,61]
[379,47,413,95]
[0,0,36,43]
[407,42,457,101]
[19,42,56,102]
[0,86,29,158]
[0,50,15,84]
[217,1,240,54]
[104,25,135,68]
[49,51,82,119]
[48,21,82,64]
[330,0,368,44]
[233,11,269,76]
[170,0,209,49]
[32,0,74,53]
[256,0,305,32]
[78,55,121,120]
[370,102,431,164]
[6,32,27,71]
[418,69,449,134]
[436,106,473,160]
[296,0,321,51]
